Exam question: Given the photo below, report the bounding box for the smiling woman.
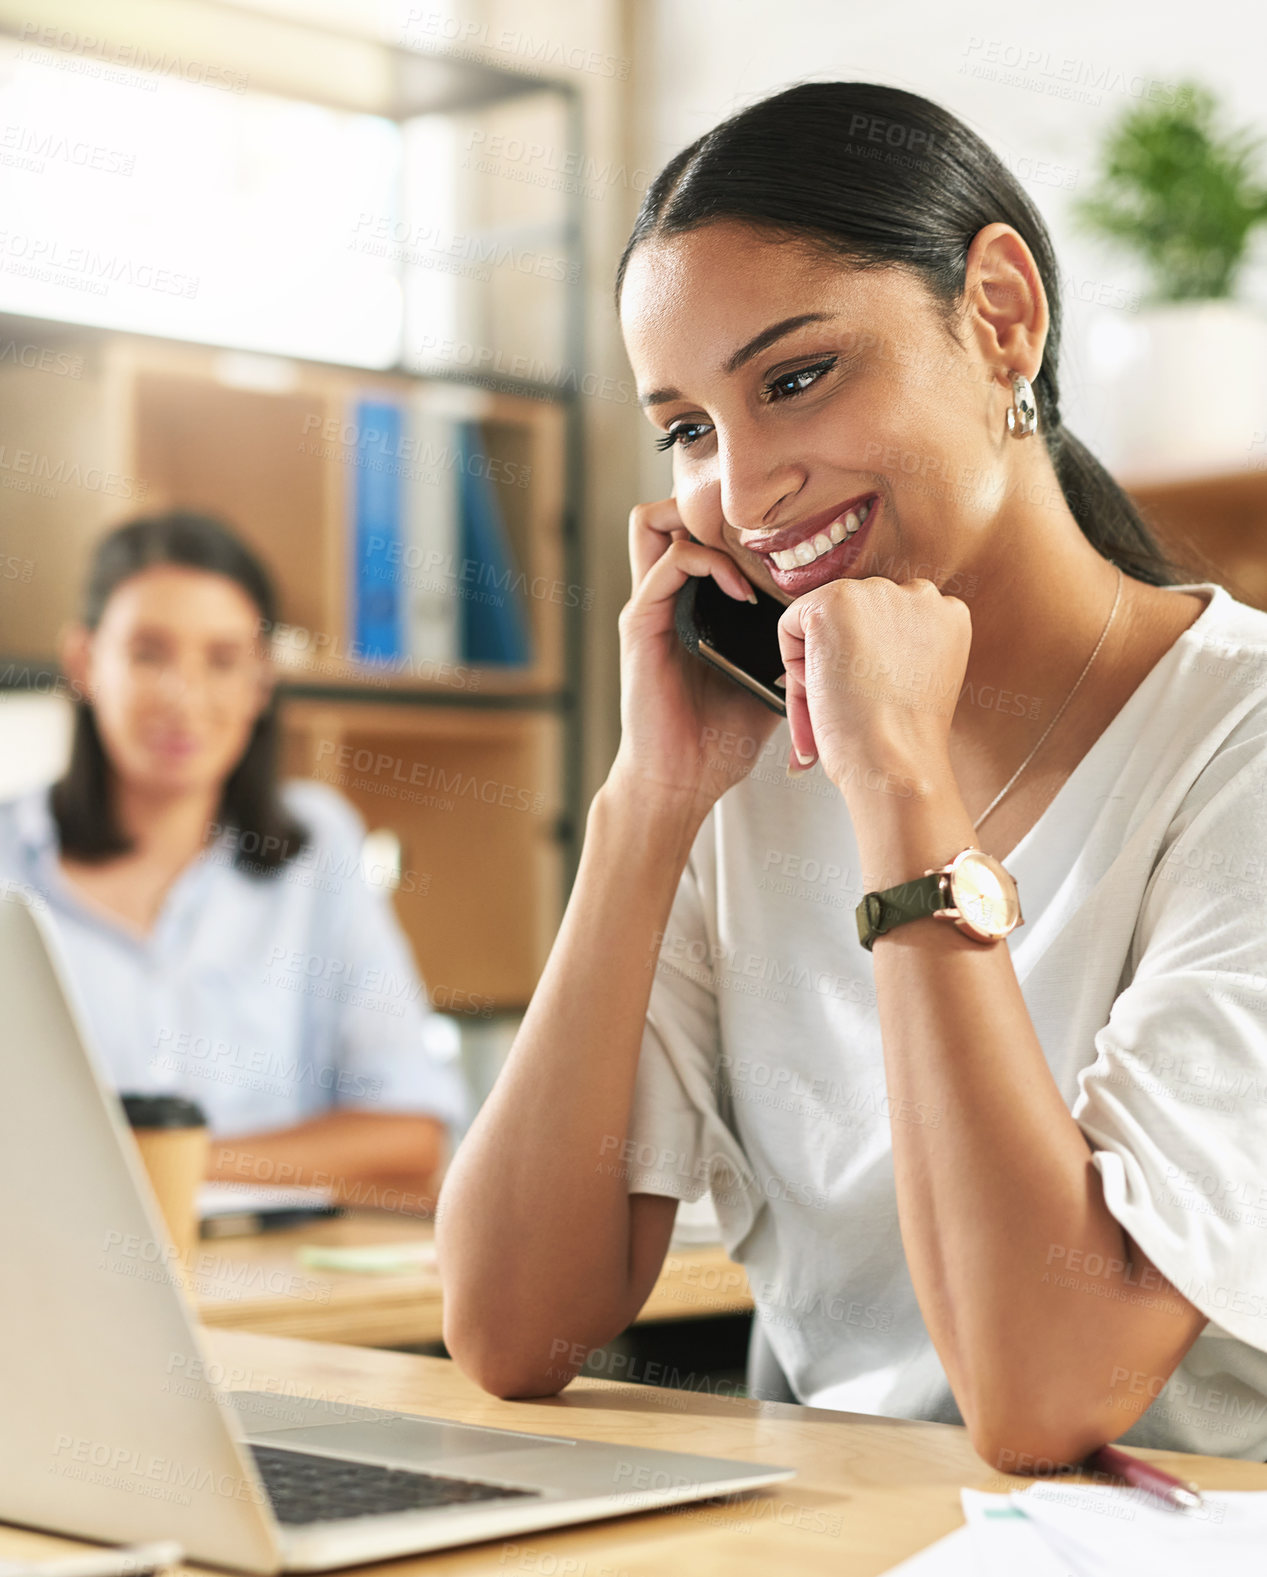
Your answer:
[0,512,467,1214]
[437,82,1267,1472]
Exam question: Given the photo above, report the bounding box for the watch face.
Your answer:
[948,851,1021,938]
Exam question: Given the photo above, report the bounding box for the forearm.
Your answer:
[208,1110,446,1214]
[437,783,704,1384]
[846,753,1202,1465]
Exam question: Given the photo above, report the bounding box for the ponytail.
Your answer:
[1049,426,1193,587]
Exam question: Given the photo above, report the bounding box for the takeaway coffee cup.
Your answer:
[121,1093,209,1263]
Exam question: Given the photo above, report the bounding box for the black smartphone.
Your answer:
[675,569,787,716]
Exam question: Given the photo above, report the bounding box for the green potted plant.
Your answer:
[1074,81,1267,481]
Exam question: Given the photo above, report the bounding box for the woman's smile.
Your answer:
[743,494,880,594]
[144,729,201,762]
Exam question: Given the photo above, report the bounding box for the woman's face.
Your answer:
[70,565,272,801]
[620,219,1036,606]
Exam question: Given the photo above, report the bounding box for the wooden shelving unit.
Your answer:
[0,17,586,1015]
[0,314,577,1010]
[126,339,569,695]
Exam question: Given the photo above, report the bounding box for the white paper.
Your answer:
[960,1489,1082,1575]
[1008,1483,1267,1577]
[889,1485,1267,1576]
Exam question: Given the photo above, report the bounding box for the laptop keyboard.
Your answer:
[248,1443,540,1525]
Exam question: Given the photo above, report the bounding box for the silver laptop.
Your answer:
[0,891,794,1573]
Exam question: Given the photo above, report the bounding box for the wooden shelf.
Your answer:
[0,658,571,709]
[125,340,569,695]
[0,324,570,695]
[0,9,578,123]
[274,670,571,702]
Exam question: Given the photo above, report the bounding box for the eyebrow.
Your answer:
[127,627,250,647]
[637,312,837,409]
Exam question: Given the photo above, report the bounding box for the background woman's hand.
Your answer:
[777,577,972,792]
[607,496,786,814]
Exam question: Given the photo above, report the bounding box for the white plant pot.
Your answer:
[1088,299,1267,484]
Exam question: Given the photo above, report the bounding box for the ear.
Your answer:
[961,222,1049,390]
[57,622,93,705]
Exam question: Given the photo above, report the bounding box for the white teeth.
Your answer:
[769,499,875,572]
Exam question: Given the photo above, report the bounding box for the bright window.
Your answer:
[0,35,406,366]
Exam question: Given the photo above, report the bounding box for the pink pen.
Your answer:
[1084,1444,1204,1512]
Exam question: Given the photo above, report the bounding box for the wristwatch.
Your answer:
[855,846,1024,951]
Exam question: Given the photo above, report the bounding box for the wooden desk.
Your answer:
[5,1327,1267,1575]
[194,1214,752,1347]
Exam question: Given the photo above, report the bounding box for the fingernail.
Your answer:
[773,674,788,689]
[795,750,816,767]
[746,589,758,604]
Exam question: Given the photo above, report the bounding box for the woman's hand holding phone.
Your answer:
[607,496,786,817]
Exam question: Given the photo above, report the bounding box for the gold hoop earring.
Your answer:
[1006,371,1038,438]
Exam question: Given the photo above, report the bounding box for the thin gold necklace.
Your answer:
[971,564,1124,831]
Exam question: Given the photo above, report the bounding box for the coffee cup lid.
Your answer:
[120,1092,207,1130]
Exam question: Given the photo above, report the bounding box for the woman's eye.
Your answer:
[655,421,712,452]
[764,356,838,401]
[652,356,838,450]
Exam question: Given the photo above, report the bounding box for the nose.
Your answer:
[716,428,805,535]
[155,653,210,706]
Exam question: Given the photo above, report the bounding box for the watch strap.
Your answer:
[855,873,949,952]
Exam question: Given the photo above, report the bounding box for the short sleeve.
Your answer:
[289,783,470,1133]
[623,821,763,1259]
[1072,729,1267,1350]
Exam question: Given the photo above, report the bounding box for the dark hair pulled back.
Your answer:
[617,81,1191,587]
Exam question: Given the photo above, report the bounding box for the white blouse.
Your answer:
[624,581,1267,1459]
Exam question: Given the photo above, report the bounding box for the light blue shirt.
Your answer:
[0,778,470,1137]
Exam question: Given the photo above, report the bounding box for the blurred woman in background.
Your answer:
[0,510,467,1211]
